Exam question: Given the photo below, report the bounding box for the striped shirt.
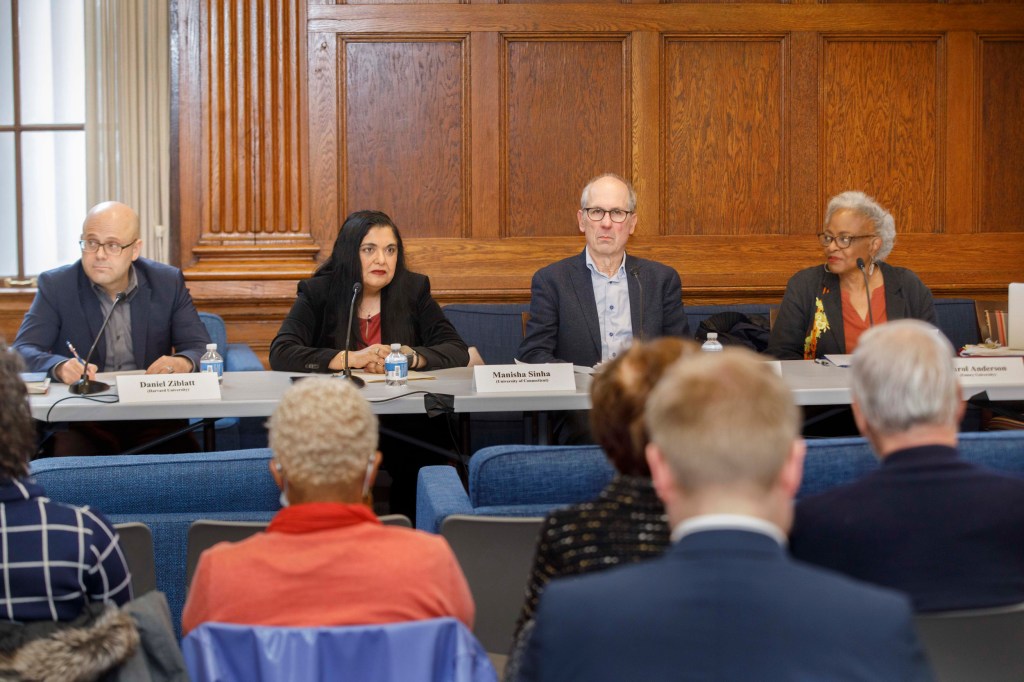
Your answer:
[0,478,132,622]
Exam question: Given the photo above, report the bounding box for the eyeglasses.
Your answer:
[817,233,877,249]
[79,239,138,255]
[584,207,633,223]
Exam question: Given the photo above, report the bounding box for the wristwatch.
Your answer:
[404,351,417,369]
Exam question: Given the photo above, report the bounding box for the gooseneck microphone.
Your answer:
[856,258,874,328]
[68,291,127,395]
[630,267,644,342]
[342,282,365,388]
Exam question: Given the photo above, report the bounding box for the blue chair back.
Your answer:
[469,444,615,510]
[933,298,980,350]
[30,449,280,637]
[442,304,530,365]
[198,312,227,353]
[183,618,498,682]
[799,431,1024,500]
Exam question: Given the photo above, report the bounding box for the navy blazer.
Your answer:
[13,259,210,374]
[767,261,937,360]
[517,251,688,367]
[518,528,932,682]
[791,445,1024,612]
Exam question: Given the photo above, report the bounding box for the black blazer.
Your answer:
[791,445,1024,613]
[269,271,468,372]
[767,261,937,360]
[517,251,688,367]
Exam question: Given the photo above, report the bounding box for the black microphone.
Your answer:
[342,282,365,388]
[68,291,127,395]
[630,267,644,343]
[856,258,874,328]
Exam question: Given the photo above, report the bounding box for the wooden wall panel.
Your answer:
[979,37,1024,233]
[343,39,468,237]
[664,37,786,236]
[821,37,942,234]
[504,37,629,238]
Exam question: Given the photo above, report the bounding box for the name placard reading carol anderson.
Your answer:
[953,358,1024,387]
[473,364,576,393]
[116,373,222,403]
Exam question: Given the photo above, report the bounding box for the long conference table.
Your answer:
[30,361,1024,424]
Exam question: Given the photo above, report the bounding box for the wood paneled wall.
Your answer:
[12,0,1020,363]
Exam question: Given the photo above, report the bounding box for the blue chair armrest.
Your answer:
[416,466,473,533]
[224,343,263,371]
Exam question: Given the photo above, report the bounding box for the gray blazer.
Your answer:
[767,261,937,360]
[517,251,688,366]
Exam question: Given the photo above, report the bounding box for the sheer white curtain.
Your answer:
[85,0,170,263]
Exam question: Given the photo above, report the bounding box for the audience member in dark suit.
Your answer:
[791,319,1024,612]
[517,173,688,368]
[13,201,210,455]
[505,338,697,680]
[517,348,932,682]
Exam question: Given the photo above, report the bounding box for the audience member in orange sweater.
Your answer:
[180,377,474,634]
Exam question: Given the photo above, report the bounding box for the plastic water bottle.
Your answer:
[701,332,724,353]
[199,343,224,382]
[384,343,408,387]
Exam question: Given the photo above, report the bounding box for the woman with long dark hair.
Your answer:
[270,210,468,373]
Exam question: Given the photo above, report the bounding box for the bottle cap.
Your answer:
[390,343,401,351]
[206,343,217,350]
[706,333,718,340]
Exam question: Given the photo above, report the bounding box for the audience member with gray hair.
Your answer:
[768,190,936,360]
[181,377,474,634]
[517,348,931,681]
[791,319,1024,611]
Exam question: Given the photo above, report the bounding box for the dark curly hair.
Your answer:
[0,344,33,480]
[589,337,699,477]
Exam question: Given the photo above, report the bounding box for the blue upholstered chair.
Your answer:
[799,431,1024,499]
[30,449,280,636]
[197,312,266,450]
[416,444,615,532]
[932,298,981,351]
[183,618,498,682]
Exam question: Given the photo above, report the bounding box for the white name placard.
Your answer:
[116,373,222,403]
[953,358,1024,387]
[473,364,576,393]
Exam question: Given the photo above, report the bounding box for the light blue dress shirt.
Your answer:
[585,249,633,363]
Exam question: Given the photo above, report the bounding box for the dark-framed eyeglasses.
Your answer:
[817,233,877,249]
[584,207,633,223]
[79,239,138,255]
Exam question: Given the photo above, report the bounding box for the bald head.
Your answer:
[83,202,140,241]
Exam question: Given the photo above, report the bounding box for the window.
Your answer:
[0,0,86,284]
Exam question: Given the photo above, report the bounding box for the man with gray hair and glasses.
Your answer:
[14,201,209,454]
[791,319,1024,612]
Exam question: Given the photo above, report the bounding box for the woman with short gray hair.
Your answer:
[767,191,937,360]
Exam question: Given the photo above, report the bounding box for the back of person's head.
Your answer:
[268,378,378,488]
[0,345,32,481]
[590,338,698,476]
[645,348,800,493]
[850,319,960,435]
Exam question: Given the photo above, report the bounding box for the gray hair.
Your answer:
[268,377,378,487]
[825,191,896,261]
[645,348,800,492]
[580,173,637,212]
[850,320,960,435]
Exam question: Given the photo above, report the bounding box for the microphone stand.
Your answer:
[630,267,644,342]
[69,291,126,395]
[342,282,365,388]
[856,258,874,328]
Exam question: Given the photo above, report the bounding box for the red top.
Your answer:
[359,313,381,347]
[181,502,475,633]
[842,286,888,353]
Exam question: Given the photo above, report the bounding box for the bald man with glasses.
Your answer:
[14,201,210,455]
[518,173,688,369]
